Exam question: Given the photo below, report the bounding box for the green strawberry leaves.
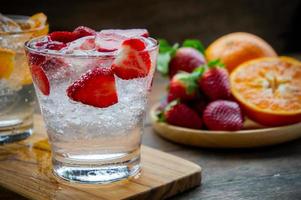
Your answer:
[157,99,179,122]
[182,39,205,54]
[157,39,179,76]
[193,59,225,74]
[157,38,205,76]
[207,59,225,68]
[175,72,199,95]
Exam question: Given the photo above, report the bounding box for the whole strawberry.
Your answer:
[169,47,206,78]
[198,60,231,100]
[163,101,202,129]
[203,100,243,131]
[188,93,208,116]
[167,72,199,102]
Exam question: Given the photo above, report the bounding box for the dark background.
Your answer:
[3,0,301,53]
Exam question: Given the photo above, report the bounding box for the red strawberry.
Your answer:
[167,72,199,102]
[73,26,96,38]
[199,67,231,100]
[49,31,77,43]
[67,67,118,108]
[30,64,50,96]
[188,94,208,116]
[112,38,151,80]
[27,52,46,66]
[100,29,149,38]
[41,57,68,72]
[164,101,202,129]
[45,41,67,50]
[169,47,206,78]
[203,100,243,131]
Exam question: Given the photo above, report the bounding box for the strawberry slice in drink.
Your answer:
[30,64,50,96]
[73,26,96,38]
[112,38,151,80]
[100,29,149,38]
[66,67,118,108]
[96,29,149,52]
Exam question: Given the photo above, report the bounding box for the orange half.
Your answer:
[230,56,301,126]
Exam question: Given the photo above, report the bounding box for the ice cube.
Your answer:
[100,29,149,38]
[0,13,22,32]
[66,36,96,51]
[95,32,126,52]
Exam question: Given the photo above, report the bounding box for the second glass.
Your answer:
[0,14,48,144]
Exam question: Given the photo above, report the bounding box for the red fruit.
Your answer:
[164,102,202,129]
[203,100,243,131]
[67,67,118,108]
[199,67,231,100]
[45,41,67,50]
[49,31,77,43]
[41,57,68,72]
[100,29,149,38]
[73,26,96,38]
[112,38,151,80]
[167,72,198,102]
[27,52,45,66]
[189,95,208,116]
[169,47,206,78]
[30,64,50,96]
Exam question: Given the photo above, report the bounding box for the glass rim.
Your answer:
[0,14,48,36]
[24,36,159,59]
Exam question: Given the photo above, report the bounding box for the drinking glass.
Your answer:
[25,37,158,184]
[0,15,48,144]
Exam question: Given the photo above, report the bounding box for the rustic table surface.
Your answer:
[1,71,301,200]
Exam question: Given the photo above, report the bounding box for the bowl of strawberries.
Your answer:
[151,33,301,148]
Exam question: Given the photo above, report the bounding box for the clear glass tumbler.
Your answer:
[0,15,48,144]
[25,37,158,184]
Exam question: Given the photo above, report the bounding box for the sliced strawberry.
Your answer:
[112,38,151,80]
[30,64,50,96]
[45,41,67,50]
[100,29,149,38]
[73,26,96,38]
[27,52,46,66]
[41,57,68,72]
[49,31,77,43]
[66,67,118,108]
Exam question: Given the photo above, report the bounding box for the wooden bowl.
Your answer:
[150,104,301,148]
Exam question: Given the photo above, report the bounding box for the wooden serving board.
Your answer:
[0,115,201,200]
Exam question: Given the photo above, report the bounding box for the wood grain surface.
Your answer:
[0,115,201,200]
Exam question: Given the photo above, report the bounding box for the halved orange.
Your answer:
[0,48,15,79]
[206,32,277,72]
[230,56,301,126]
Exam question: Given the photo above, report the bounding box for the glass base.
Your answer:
[52,150,141,184]
[0,118,33,144]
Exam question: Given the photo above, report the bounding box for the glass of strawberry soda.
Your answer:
[25,29,158,184]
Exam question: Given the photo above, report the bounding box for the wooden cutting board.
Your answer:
[0,115,201,200]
